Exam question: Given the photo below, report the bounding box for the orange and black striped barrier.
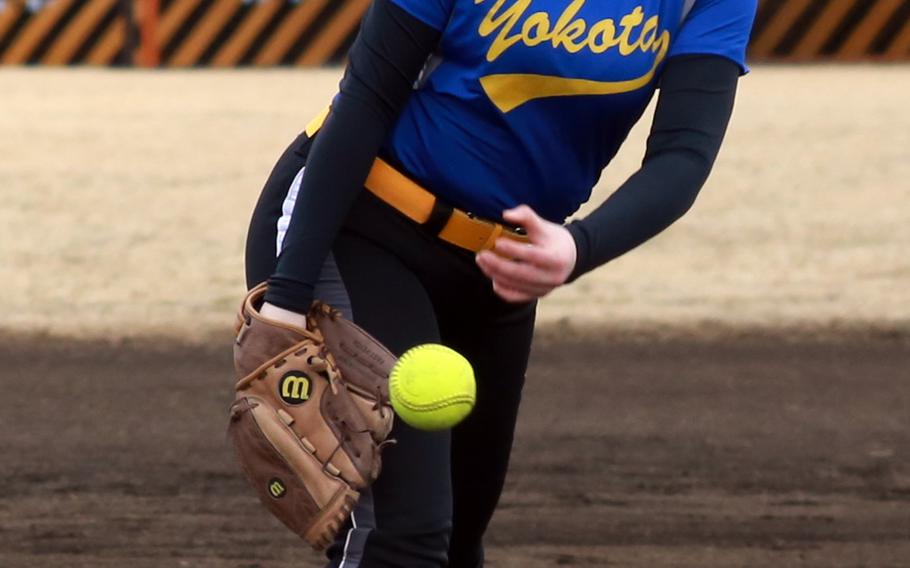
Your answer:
[752,0,910,61]
[1,0,909,66]
[0,0,372,66]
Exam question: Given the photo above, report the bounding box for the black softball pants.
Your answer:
[245,134,536,567]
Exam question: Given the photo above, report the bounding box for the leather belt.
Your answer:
[305,107,530,253]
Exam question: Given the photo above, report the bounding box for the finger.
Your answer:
[477,252,521,285]
[503,205,546,240]
[494,237,559,269]
[485,275,554,300]
[478,260,553,296]
[477,250,559,287]
[477,255,551,299]
[475,252,499,280]
[492,280,536,303]
[492,275,553,297]
[478,253,549,285]
[477,254,552,294]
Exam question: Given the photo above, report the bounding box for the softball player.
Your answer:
[244,0,757,565]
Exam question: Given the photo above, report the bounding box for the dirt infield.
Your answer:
[2,329,908,567]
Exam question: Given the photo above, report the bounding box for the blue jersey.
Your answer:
[383,0,756,222]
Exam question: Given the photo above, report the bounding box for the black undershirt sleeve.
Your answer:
[264,0,441,313]
[566,54,741,281]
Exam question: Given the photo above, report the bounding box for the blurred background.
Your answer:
[1,1,908,567]
[2,0,910,67]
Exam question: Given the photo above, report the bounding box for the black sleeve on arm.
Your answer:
[264,0,441,312]
[566,54,741,281]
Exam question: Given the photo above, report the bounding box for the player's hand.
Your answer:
[475,205,577,303]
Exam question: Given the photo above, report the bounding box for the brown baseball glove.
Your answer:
[227,283,395,549]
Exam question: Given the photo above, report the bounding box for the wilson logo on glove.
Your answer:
[268,478,287,499]
[279,372,312,405]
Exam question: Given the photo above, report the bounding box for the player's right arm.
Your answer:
[475,0,758,301]
[262,0,447,319]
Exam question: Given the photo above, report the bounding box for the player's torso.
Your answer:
[386,0,692,221]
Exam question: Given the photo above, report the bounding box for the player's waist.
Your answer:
[305,106,529,253]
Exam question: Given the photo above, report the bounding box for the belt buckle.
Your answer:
[453,211,500,251]
[505,224,527,237]
[464,211,489,226]
[465,211,526,237]
[432,202,530,252]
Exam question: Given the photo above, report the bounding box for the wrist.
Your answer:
[260,302,308,328]
[560,225,578,281]
[264,276,315,314]
[565,222,590,282]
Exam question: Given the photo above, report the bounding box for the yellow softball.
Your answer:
[389,344,476,431]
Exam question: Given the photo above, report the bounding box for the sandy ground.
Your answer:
[1,330,908,567]
[0,66,908,338]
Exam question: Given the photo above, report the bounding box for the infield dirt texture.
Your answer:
[1,67,908,566]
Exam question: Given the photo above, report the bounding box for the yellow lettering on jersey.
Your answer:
[475,0,672,112]
[477,0,663,61]
[477,0,527,61]
[618,6,646,55]
[479,28,670,113]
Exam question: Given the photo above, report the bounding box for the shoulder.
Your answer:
[688,0,758,21]
[388,0,455,31]
[681,0,758,37]
[673,0,758,73]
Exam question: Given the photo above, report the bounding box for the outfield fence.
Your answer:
[1,0,909,66]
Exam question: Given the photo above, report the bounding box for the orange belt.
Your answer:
[305,107,530,253]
